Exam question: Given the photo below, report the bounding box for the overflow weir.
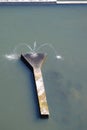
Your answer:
[21,53,50,118]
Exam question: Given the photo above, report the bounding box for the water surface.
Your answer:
[0,4,87,130]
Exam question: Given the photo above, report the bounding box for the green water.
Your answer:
[0,4,87,130]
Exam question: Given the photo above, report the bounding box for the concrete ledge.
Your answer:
[0,0,56,5]
[0,0,56,2]
[0,0,87,5]
[56,1,87,4]
[21,53,50,118]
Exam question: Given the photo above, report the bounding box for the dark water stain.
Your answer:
[45,70,63,81]
[45,70,71,123]
[43,69,84,126]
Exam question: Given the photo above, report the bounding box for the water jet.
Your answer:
[21,53,50,118]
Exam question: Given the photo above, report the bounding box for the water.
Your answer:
[0,4,87,130]
[4,41,63,60]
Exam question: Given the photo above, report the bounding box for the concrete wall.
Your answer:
[0,0,56,2]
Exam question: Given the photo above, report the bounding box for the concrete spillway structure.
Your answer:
[21,53,49,118]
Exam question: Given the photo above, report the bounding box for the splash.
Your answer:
[35,42,63,60]
[13,43,33,54]
[4,42,35,61]
[56,55,63,60]
[4,54,19,60]
[4,41,63,61]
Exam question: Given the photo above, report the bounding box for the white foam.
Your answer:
[4,54,19,60]
[56,55,63,60]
